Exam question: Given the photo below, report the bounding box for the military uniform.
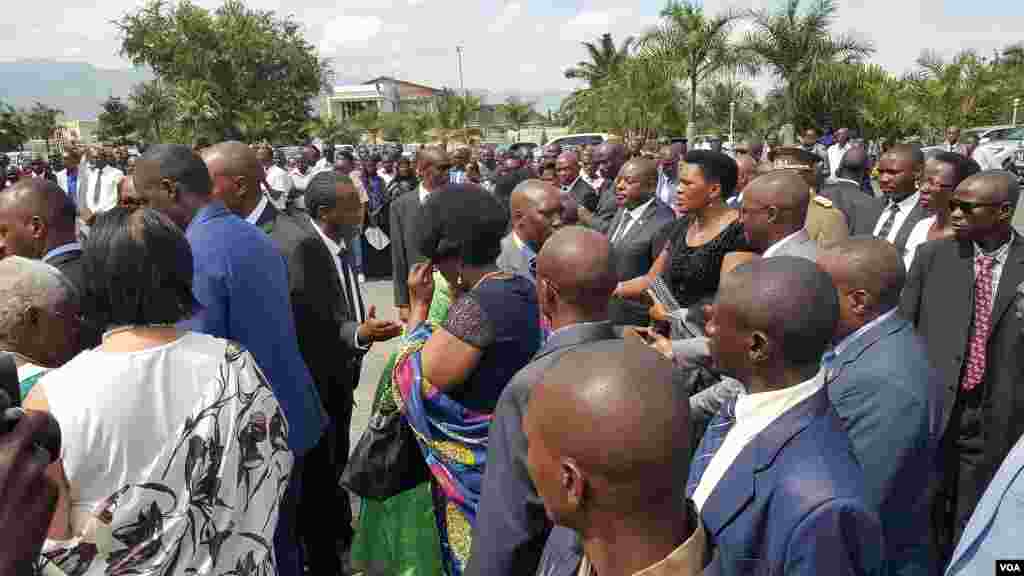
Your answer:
[771,146,849,248]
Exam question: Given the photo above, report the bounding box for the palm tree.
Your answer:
[743,0,873,127]
[501,97,534,143]
[905,50,1003,138]
[639,0,748,141]
[129,80,175,144]
[564,33,635,86]
[698,80,757,135]
[453,93,482,144]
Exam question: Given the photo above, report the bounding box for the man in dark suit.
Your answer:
[819,237,939,576]
[688,257,883,575]
[820,146,884,235]
[875,144,928,254]
[467,226,619,576]
[581,141,626,233]
[555,151,597,212]
[900,170,1024,565]
[0,179,99,349]
[606,158,675,327]
[496,179,563,281]
[391,146,449,324]
[203,143,402,575]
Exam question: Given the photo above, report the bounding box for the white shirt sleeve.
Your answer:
[268,168,293,194]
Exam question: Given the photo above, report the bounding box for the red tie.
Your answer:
[961,254,996,391]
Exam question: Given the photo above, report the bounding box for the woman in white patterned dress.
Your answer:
[25,208,293,576]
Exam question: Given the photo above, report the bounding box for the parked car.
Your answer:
[972,126,1024,174]
[545,133,611,152]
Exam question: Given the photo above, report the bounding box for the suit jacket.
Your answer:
[692,388,884,576]
[466,322,618,576]
[828,312,940,576]
[389,189,428,308]
[563,178,597,213]
[181,201,325,455]
[591,179,618,233]
[44,243,100,349]
[945,432,1024,575]
[496,233,534,280]
[900,236,1024,515]
[879,201,928,254]
[607,199,675,326]
[819,180,885,236]
[265,204,365,413]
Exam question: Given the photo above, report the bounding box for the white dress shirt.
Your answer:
[872,191,921,242]
[378,169,396,186]
[82,165,124,214]
[264,164,293,210]
[973,235,1014,315]
[245,195,269,225]
[418,183,431,205]
[762,229,804,258]
[902,216,937,270]
[656,169,678,206]
[611,197,655,243]
[310,219,369,350]
[42,242,81,264]
[827,142,851,179]
[692,369,825,511]
[290,159,331,192]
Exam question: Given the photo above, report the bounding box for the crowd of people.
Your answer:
[0,124,1022,576]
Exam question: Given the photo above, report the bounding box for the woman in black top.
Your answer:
[614,150,751,309]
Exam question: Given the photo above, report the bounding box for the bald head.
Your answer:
[526,338,688,523]
[0,179,77,257]
[593,142,626,180]
[838,145,868,180]
[735,153,757,196]
[818,237,904,339]
[716,257,838,375]
[741,171,810,253]
[961,170,1020,207]
[536,226,616,320]
[202,141,265,217]
[510,179,562,247]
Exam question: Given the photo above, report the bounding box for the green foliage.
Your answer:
[501,97,535,141]
[564,33,635,86]
[23,102,62,153]
[904,50,1007,137]
[129,80,176,144]
[118,0,330,144]
[308,116,362,146]
[97,96,135,145]
[0,103,28,152]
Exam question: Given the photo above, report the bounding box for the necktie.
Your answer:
[338,247,358,323]
[822,349,838,382]
[92,169,103,207]
[686,396,737,498]
[611,212,632,244]
[961,254,996,391]
[876,203,900,240]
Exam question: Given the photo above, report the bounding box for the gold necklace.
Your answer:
[471,270,508,290]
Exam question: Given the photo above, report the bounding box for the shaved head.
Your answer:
[511,179,558,213]
[713,257,838,379]
[740,171,810,252]
[839,145,868,179]
[962,170,1020,207]
[0,179,77,258]
[526,338,688,526]
[536,226,616,317]
[510,179,563,247]
[819,237,904,339]
[735,153,757,196]
[201,141,265,217]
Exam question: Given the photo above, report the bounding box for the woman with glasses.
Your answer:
[904,153,981,269]
[26,208,293,575]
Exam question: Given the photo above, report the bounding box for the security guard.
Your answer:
[770,146,849,247]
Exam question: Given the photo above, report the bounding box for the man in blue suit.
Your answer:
[819,237,940,575]
[945,432,1024,575]
[134,145,326,576]
[689,256,884,575]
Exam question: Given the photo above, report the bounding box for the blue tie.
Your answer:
[686,396,737,498]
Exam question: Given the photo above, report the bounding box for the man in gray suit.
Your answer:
[580,141,626,233]
[819,146,884,235]
[606,158,675,327]
[496,179,563,281]
[819,237,939,576]
[389,147,449,323]
[467,226,619,576]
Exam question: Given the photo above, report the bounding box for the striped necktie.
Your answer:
[686,396,737,498]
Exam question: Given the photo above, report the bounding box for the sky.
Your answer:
[1,0,1022,98]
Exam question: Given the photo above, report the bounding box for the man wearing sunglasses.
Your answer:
[901,170,1024,569]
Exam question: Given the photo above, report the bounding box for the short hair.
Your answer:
[337,151,355,163]
[140,144,212,197]
[930,151,981,188]
[305,171,346,219]
[682,150,738,197]
[416,184,509,267]
[83,207,198,330]
[0,256,76,344]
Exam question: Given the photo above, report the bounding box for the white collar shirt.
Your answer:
[245,195,269,225]
[872,191,921,242]
[972,235,1015,315]
[827,142,851,178]
[611,197,656,243]
[762,229,804,258]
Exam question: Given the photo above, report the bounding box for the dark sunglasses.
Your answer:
[949,198,1004,214]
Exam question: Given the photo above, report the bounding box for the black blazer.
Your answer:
[875,199,928,254]
[901,236,1024,499]
[267,205,365,413]
[591,179,618,233]
[819,180,884,236]
[46,245,100,349]
[607,198,675,326]
[389,189,428,308]
[564,178,597,212]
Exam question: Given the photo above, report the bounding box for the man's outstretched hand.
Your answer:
[357,305,403,346]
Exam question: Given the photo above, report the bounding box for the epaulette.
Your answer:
[812,195,834,208]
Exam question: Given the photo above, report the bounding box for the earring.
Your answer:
[457,272,464,288]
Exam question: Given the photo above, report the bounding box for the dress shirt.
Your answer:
[42,241,81,264]
[827,142,851,178]
[66,170,78,198]
[872,191,921,242]
[692,369,825,510]
[83,165,124,215]
[973,235,1014,315]
[581,173,604,191]
[418,183,431,205]
[575,515,708,576]
[826,309,899,367]
[310,219,368,350]
[290,160,331,192]
[903,215,937,270]
[378,169,395,186]
[245,194,269,225]
[761,229,804,258]
[832,177,861,187]
[611,197,655,242]
[264,164,293,210]
[560,175,582,194]
[656,169,677,206]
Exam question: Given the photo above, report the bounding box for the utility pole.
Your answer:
[1014,97,1020,126]
[456,45,465,97]
[729,101,736,150]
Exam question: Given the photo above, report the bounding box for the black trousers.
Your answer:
[299,394,355,575]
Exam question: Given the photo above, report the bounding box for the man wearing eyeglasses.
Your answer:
[901,170,1024,569]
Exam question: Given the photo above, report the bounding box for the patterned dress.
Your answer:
[37,333,293,576]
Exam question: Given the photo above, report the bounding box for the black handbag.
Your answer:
[341,407,431,501]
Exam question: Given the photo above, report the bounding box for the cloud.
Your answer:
[560,10,614,43]
[319,14,383,53]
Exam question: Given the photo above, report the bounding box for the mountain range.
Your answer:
[0,59,568,121]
